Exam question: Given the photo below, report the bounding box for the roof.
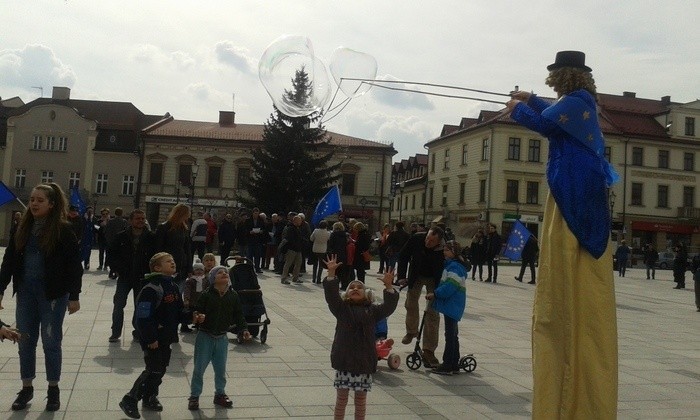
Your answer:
[145,119,394,150]
[7,97,154,129]
[428,92,674,145]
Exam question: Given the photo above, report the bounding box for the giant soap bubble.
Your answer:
[259,35,331,117]
[329,47,378,98]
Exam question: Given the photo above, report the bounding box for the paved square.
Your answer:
[0,250,698,419]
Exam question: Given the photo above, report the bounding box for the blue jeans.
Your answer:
[111,278,140,337]
[191,332,229,397]
[442,316,460,370]
[16,288,68,382]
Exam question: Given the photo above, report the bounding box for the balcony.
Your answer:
[677,206,700,219]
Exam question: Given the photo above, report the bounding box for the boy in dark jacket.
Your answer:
[119,252,186,419]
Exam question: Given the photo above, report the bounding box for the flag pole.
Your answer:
[15,197,27,210]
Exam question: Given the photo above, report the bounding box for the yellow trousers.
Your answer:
[532,193,618,419]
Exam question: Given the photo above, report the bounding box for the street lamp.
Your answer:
[609,189,616,227]
[398,180,406,221]
[515,201,521,220]
[190,163,199,207]
[175,181,181,203]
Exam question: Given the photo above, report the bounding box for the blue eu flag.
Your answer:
[311,185,342,227]
[503,220,532,260]
[70,185,87,215]
[0,181,18,208]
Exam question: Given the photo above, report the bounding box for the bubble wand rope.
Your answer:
[340,77,512,98]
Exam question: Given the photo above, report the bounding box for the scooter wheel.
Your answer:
[460,355,477,372]
[406,353,422,370]
[388,353,401,370]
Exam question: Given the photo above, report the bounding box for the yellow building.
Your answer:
[422,92,700,254]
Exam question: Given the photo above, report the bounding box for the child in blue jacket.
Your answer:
[426,240,467,375]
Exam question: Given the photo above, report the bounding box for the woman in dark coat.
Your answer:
[327,222,353,289]
[469,229,486,281]
[0,183,83,412]
[155,204,192,331]
[353,222,372,283]
[672,242,688,289]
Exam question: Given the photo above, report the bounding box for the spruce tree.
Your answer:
[242,68,341,214]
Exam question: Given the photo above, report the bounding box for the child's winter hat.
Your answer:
[342,280,374,303]
[192,258,205,273]
[208,265,229,285]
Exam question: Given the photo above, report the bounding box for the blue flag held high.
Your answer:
[0,181,19,209]
[311,185,342,226]
[70,185,87,216]
[503,220,532,260]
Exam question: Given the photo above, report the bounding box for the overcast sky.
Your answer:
[2,0,698,159]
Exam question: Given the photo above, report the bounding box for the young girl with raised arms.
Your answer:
[323,255,399,420]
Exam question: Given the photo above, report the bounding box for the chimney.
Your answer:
[52,86,71,100]
[622,91,636,98]
[661,95,671,106]
[219,111,235,126]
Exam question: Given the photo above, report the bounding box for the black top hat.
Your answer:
[547,50,592,72]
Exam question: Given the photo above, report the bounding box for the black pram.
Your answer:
[226,256,271,344]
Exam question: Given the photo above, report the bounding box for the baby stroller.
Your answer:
[405,302,476,373]
[226,256,271,344]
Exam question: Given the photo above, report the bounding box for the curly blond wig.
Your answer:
[545,67,597,97]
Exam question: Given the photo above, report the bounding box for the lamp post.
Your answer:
[609,189,616,228]
[190,163,199,208]
[398,181,406,221]
[515,201,521,220]
[175,181,181,203]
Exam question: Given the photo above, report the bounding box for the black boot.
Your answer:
[119,395,141,419]
[46,385,60,412]
[11,386,33,411]
[143,395,163,411]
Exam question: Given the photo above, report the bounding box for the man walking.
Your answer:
[108,209,156,342]
[515,236,539,284]
[643,243,658,280]
[397,227,445,368]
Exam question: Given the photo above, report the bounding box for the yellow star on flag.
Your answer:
[582,111,590,120]
[559,114,569,124]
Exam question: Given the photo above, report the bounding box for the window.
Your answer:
[526,181,539,204]
[403,195,408,210]
[41,170,54,184]
[632,147,644,166]
[528,139,541,162]
[47,136,56,151]
[96,173,108,194]
[58,136,67,151]
[443,148,450,170]
[481,138,489,160]
[506,180,519,203]
[604,146,612,163]
[14,169,26,188]
[207,166,222,188]
[69,172,80,189]
[428,187,434,208]
[631,182,643,205]
[685,116,695,136]
[421,192,426,209]
[32,135,43,150]
[479,179,486,202]
[430,153,436,173]
[658,150,669,169]
[461,144,468,165]
[411,194,416,209]
[657,185,669,208]
[341,173,356,196]
[683,186,695,208]
[684,152,695,171]
[508,137,521,160]
[459,182,466,204]
[237,168,250,190]
[148,162,163,184]
[441,184,448,206]
[178,164,193,186]
[122,175,135,196]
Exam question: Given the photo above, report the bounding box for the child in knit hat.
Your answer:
[188,265,250,410]
[183,260,208,332]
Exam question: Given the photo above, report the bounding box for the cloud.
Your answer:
[131,44,195,71]
[214,41,255,74]
[0,44,76,90]
[342,108,435,158]
[185,82,229,106]
[369,74,435,111]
